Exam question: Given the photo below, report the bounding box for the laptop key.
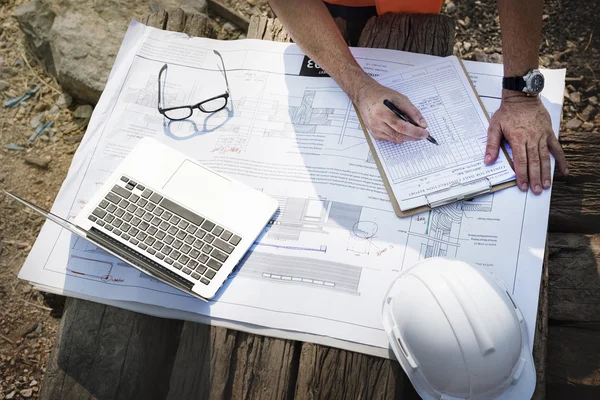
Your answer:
[213,238,234,254]
[184,235,195,245]
[179,255,190,265]
[137,232,148,241]
[113,229,122,237]
[92,208,107,219]
[162,211,173,221]
[211,249,228,263]
[221,230,232,241]
[205,269,216,279]
[151,217,161,226]
[139,221,150,231]
[168,226,178,235]
[156,231,166,240]
[121,224,131,233]
[106,225,114,231]
[198,254,209,264]
[148,248,156,255]
[136,185,145,191]
[195,265,207,274]
[164,235,175,245]
[201,220,215,232]
[129,227,139,237]
[142,213,153,222]
[130,194,140,203]
[126,183,135,190]
[107,204,117,213]
[204,234,215,244]
[139,243,148,250]
[105,214,115,223]
[147,226,158,235]
[171,251,181,261]
[122,234,131,241]
[97,220,105,227]
[159,221,169,231]
[149,193,163,204]
[159,198,205,226]
[153,208,164,216]
[202,244,213,254]
[190,249,201,259]
[186,225,197,234]
[156,253,165,260]
[200,278,210,285]
[126,204,137,213]
[129,238,139,246]
[189,260,199,269]
[145,203,156,212]
[176,230,187,240]
[173,240,183,250]
[120,176,129,183]
[141,189,153,199]
[178,220,189,230]
[174,263,184,270]
[212,226,224,236]
[106,192,121,204]
[123,213,133,222]
[135,208,145,217]
[195,230,206,240]
[115,208,125,218]
[229,235,242,246]
[207,258,222,271]
[99,200,109,209]
[112,185,131,199]
[162,246,172,256]
[88,215,98,222]
[144,237,155,246]
[137,198,148,207]
[153,242,164,251]
[182,268,192,275]
[191,272,201,280]
[193,239,203,249]
[170,215,181,225]
[113,219,123,228]
[181,244,191,254]
[119,199,130,208]
[131,217,141,227]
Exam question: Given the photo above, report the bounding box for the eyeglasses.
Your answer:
[158,50,230,121]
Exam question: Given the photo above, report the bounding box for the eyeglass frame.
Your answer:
[157,50,230,121]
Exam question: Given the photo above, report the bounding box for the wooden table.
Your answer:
[39,8,600,400]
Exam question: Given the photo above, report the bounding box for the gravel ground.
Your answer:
[0,0,598,399]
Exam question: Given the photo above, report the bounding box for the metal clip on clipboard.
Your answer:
[425,177,493,208]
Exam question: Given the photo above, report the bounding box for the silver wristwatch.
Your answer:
[502,69,545,96]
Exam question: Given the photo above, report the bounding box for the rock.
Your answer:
[24,155,52,169]
[20,388,33,398]
[589,96,598,105]
[65,134,84,143]
[0,173,4,183]
[14,0,208,104]
[47,104,60,116]
[569,91,581,104]
[6,390,16,400]
[580,105,597,121]
[565,117,582,130]
[445,1,456,13]
[222,22,237,32]
[29,112,45,128]
[30,380,38,387]
[238,33,246,40]
[582,122,594,130]
[22,285,32,294]
[1,67,18,79]
[463,41,472,51]
[0,80,7,92]
[56,92,73,108]
[73,104,93,119]
[474,52,503,64]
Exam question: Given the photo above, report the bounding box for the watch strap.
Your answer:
[503,76,527,91]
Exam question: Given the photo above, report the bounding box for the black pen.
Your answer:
[383,99,439,145]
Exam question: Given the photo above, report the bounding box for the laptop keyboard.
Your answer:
[87,176,242,286]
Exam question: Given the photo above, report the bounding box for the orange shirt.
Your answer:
[323,0,443,15]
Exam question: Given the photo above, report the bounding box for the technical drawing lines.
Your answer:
[238,251,362,294]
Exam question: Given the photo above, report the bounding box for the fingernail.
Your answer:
[543,180,551,188]
[420,119,427,128]
[535,185,542,193]
[484,154,491,163]
[521,183,528,191]
[565,168,569,175]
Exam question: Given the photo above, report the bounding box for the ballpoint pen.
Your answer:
[383,99,439,145]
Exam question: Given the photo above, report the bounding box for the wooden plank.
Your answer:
[547,232,600,321]
[166,323,299,400]
[207,0,251,31]
[549,130,600,234]
[40,299,183,400]
[358,13,454,56]
[532,246,549,400]
[546,324,600,399]
[144,8,217,38]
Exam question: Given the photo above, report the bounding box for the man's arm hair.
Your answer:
[269,0,375,102]
[498,0,543,78]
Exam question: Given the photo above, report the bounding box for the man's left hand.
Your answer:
[484,91,569,194]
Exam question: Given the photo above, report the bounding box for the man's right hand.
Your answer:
[354,79,429,144]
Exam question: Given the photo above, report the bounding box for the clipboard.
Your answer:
[356,59,516,218]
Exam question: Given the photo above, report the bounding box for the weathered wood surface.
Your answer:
[207,0,251,31]
[549,130,600,234]
[39,10,559,400]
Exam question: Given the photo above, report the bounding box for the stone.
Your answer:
[29,112,45,128]
[65,134,84,143]
[20,388,33,398]
[445,1,456,13]
[14,0,208,104]
[24,155,52,169]
[463,41,472,51]
[56,92,73,108]
[474,52,503,64]
[589,96,598,105]
[565,117,582,130]
[0,80,7,92]
[582,122,594,130]
[6,391,15,400]
[222,22,237,32]
[1,66,18,78]
[30,380,38,387]
[0,173,4,183]
[580,104,597,121]
[569,91,581,104]
[73,104,93,119]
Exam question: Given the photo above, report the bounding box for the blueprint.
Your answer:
[368,57,515,211]
[19,21,566,358]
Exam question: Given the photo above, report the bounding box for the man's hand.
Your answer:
[484,91,568,194]
[354,79,429,144]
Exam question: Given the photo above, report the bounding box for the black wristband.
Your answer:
[502,77,526,91]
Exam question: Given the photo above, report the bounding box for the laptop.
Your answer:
[6,138,278,300]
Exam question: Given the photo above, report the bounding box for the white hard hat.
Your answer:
[382,257,535,400]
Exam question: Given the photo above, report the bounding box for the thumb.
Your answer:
[485,122,502,165]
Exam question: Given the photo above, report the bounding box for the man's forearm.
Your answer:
[269,0,374,102]
[498,0,543,79]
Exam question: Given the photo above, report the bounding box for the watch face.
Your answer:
[529,73,545,93]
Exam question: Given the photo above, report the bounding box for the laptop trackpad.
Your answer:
[163,160,232,212]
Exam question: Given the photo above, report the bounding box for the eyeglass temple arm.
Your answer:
[213,50,230,93]
[158,64,167,110]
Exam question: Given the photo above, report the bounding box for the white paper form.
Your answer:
[367,57,516,211]
[19,21,565,358]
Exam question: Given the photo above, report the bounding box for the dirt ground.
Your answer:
[0,0,598,399]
